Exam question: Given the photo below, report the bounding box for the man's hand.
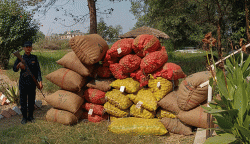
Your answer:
[17,62,25,70]
[39,81,43,90]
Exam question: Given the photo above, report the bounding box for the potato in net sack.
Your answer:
[128,89,158,111]
[108,117,167,135]
[148,75,173,101]
[130,104,155,119]
[104,102,129,117]
[105,89,133,110]
[110,78,140,93]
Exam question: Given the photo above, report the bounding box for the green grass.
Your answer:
[0,120,169,144]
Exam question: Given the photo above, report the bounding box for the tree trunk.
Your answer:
[88,0,97,34]
[245,0,250,43]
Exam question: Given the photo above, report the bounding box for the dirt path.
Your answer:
[0,69,51,130]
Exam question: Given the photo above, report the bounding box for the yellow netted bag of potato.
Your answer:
[108,117,168,135]
[110,78,140,93]
[156,108,176,119]
[148,75,173,101]
[105,89,133,110]
[128,89,158,111]
[104,102,129,117]
[130,104,155,119]
[109,115,120,122]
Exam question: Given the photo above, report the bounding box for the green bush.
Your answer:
[33,37,70,50]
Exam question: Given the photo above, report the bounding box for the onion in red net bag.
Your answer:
[97,65,112,78]
[133,34,161,57]
[140,46,168,74]
[109,63,129,79]
[102,53,119,67]
[107,38,133,58]
[88,113,108,123]
[153,62,186,80]
[119,54,141,73]
[130,69,149,87]
[84,88,106,105]
[82,103,105,116]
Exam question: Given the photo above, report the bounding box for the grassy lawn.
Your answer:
[1,49,211,144]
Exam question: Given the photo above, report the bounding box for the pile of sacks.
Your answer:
[45,33,211,136]
[45,34,110,125]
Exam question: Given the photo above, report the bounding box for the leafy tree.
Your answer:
[97,18,122,43]
[0,0,39,69]
[34,30,45,42]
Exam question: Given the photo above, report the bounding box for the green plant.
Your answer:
[203,53,250,144]
[1,82,19,105]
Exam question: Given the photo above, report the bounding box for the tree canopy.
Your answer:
[130,0,250,51]
[0,0,39,68]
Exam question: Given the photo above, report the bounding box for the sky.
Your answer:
[32,0,137,36]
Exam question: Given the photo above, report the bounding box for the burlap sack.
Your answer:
[157,91,181,115]
[46,108,83,125]
[44,90,84,113]
[160,118,193,135]
[177,104,209,128]
[69,34,109,65]
[46,68,87,92]
[56,51,94,76]
[177,71,211,111]
[86,78,114,92]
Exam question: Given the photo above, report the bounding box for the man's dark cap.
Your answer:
[23,41,32,47]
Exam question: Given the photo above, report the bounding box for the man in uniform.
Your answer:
[13,41,43,124]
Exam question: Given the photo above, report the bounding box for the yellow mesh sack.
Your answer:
[128,89,158,112]
[110,78,140,93]
[156,108,176,119]
[130,104,155,119]
[148,75,173,101]
[109,115,120,122]
[108,117,168,135]
[105,89,133,110]
[104,102,129,117]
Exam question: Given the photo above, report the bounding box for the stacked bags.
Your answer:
[158,71,213,134]
[98,34,187,135]
[45,34,109,125]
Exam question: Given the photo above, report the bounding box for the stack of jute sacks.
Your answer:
[158,71,213,135]
[45,34,110,125]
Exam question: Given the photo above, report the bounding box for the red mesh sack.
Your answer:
[82,103,105,116]
[107,38,133,58]
[84,88,106,105]
[130,69,149,87]
[133,34,161,57]
[153,63,186,80]
[97,66,112,78]
[102,53,119,67]
[109,63,129,79]
[140,46,168,74]
[119,54,141,73]
[88,113,108,123]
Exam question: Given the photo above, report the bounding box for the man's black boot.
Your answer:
[21,118,27,124]
[27,116,35,123]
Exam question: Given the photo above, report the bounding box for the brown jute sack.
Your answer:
[46,108,83,125]
[177,104,209,128]
[46,68,87,92]
[69,34,109,65]
[157,91,181,115]
[86,78,114,92]
[44,90,84,113]
[160,118,193,135]
[56,51,94,76]
[177,71,211,111]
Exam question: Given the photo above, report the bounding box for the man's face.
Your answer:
[24,46,32,55]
